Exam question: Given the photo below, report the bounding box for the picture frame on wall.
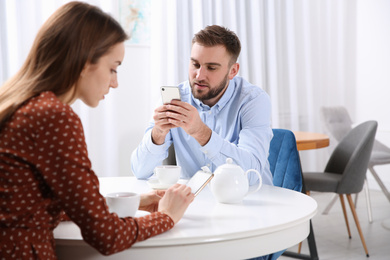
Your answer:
[118,0,151,46]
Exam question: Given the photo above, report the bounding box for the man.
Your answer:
[131,25,273,186]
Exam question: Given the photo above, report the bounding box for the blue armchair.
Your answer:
[268,129,302,192]
[252,129,317,260]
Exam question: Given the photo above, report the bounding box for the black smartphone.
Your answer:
[161,86,181,104]
[186,170,214,196]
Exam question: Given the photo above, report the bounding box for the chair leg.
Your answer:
[363,178,373,223]
[339,194,352,238]
[322,194,338,215]
[354,179,373,223]
[346,194,370,257]
[354,193,358,208]
[369,166,390,202]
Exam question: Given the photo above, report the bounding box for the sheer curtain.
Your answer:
[1,0,358,175]
[150,0,358,170]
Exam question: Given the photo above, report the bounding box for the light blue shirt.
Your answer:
[131,76,273,186]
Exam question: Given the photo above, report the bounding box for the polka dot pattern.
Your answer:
[0,92,174,259]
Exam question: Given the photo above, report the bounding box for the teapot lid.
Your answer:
[214,158,244,176]
[226,158,234,165]
[218,158,241,169]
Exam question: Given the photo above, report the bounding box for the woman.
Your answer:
[0,2,193,259]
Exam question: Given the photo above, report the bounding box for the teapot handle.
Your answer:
[245,169,262,194]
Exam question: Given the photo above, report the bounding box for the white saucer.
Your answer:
[135,210,150,217]
[147,179,175,190]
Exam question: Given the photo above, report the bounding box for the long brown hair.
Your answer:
[0,1,128,126]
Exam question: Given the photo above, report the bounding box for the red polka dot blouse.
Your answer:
[0,91,174,259]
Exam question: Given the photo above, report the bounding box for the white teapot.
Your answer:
[210,158,262,204]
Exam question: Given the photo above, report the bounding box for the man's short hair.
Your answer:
[192,25,241,65]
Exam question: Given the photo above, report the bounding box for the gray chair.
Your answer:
[321,106,390,222]
[303,120,378,257]
[163,144,177,165]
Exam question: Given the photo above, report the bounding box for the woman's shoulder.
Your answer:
[26,91,75,113]
[17,91,80,125]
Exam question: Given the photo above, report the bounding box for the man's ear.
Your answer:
[228,63,239,79]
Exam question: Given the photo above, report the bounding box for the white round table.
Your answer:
[54,177,317,260]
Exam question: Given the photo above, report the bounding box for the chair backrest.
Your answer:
[324,121,377,194]
[321,106,390,167]
[268,129,302,192]
[321,106,353,145]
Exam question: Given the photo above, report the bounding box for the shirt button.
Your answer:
[204,150,208,154]
[207,164,211,167]
[209,111,212,115]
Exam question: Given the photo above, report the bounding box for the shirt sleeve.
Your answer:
[131,127,172,179]
[33,106,174,255]
[199,91,273,186]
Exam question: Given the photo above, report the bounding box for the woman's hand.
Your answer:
[139,190,165,213]
[158,184,194,224]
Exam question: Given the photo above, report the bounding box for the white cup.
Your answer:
[105,192,140,218]
[154,165,181,184]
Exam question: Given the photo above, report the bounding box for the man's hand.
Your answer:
[151,104,178,145]
[161,100,212,146]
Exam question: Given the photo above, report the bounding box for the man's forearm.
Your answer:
[192,123,212,146]
[151,127,168,145]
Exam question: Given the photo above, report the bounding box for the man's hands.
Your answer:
[151,100,212,146]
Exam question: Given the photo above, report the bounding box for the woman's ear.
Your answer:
[79,62,91,77]
[228,63,239,80]
[79,68,85,78]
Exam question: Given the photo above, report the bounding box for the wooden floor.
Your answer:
[280,190,390,260]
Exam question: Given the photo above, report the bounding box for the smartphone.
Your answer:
[186,170,214,196]
[161,86,181,104]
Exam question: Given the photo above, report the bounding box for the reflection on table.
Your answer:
[54,177,317,260]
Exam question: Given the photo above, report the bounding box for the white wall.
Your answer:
[356,0,390,190]
[115,45,154,176]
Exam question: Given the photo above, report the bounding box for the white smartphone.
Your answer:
[161,86,181,104]
[186,170,214,197]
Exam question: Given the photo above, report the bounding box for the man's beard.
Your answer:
[190,73,229,104]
